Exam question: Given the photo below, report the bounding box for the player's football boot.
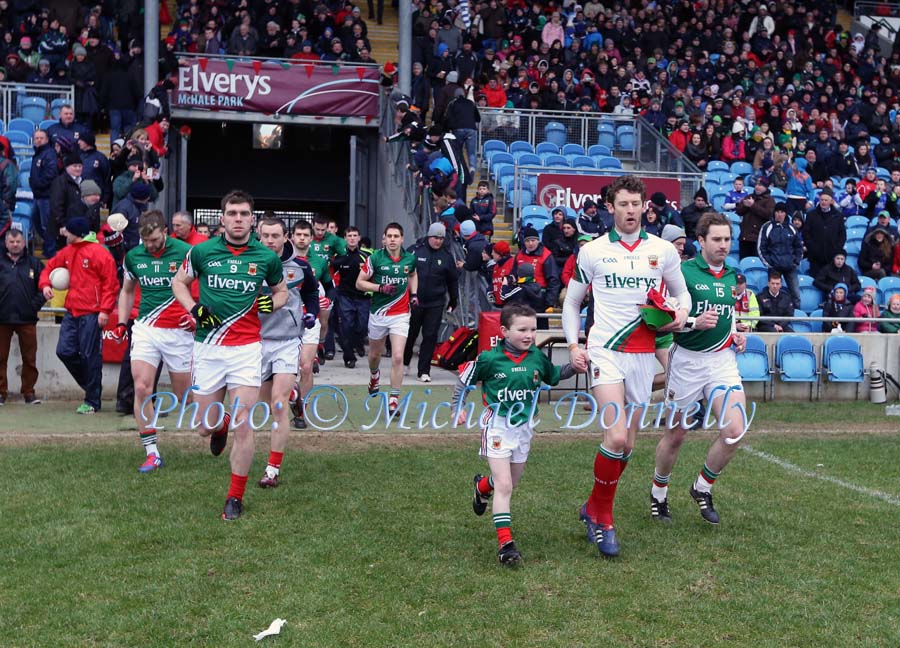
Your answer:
[368,370,380,394]
[650,496,672,523]
[292,415,307,429]
[497,541,522,566]
[388,395,399,413]
[317,344,326,363]
[222,496,242,521]
[138,454,163,473]
[312,358,320,374]
[258,469,280,489]
[580,504,620,557]
[209,413,231,457]
[689,486,720,525]
[472,474,491,516]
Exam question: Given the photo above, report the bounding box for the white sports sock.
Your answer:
[651,484,668,501]
[265,465,279,479]
[145,443,159,457]
[694,474,714,494]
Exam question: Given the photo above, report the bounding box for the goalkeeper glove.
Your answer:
[191,303,222,328]
[378,283,398,295]
[302,313,317,329]
[409,293,419,307]
[257,294,274,313]
[111,322,128,342]
[178,313,196,332]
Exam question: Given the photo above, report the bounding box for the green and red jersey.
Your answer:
[362,247,417,316]
[309,232,346,283]
[674,255,737,352]
[124,236,192,328]
[183,235,283,346]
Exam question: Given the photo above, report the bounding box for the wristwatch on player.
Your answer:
[683,316,696,330]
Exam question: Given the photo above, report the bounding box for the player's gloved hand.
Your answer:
[378,283,398,295]
[410,293,419,307]
[178,313,196,332]
[111,322,128,342]
[257,294,274,313]
[302,313,317,329]
[191,303,222,328]
[545,307,555,313]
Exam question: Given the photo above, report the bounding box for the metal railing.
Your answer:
[0,81,74,131]
[854,1,900,18]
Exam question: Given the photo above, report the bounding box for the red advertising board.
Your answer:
[173,59,381,118]
[101,320,128,363]
[536,174,683,211]
[478,311,503,353]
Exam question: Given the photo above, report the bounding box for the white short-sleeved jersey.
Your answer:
[575,229,686,354]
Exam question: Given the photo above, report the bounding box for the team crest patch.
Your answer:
[667,390,675,400]
[403,265,409,273]
[248,263,257,276]
[168,261,177,273]
[731,285,738,298]
[491,437,502,450]
[648,255,659,269]
[533,369,540,385]
[592,365,601,379]
[287,270,296,281]
[82,258,90,268]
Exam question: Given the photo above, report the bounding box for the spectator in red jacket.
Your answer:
[721,121,747,164]
[667,120,691,152]
[38,217,119,414]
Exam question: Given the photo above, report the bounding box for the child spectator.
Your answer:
[821,282,854,332]
[456,303,579,566]
[469,181,495,236]
[852,287,880,333]
[878,295,900,333]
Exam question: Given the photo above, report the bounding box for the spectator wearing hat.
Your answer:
[576,199,606,240]
[857,167,879,202]
[49,150,84,254]
[853,287,880,333]
[859,227,894,281]
[805,189,846,278]
[826,140,859,179]
[813,250,861,300]
[661,224,693,261]
[0,227,46,405]
[38,216,118,414]
[542,209,575,266]
[643,191,684,237]
[458,218,488,323]
[736,177,775,259]
[514,225,560,310]
[758,202,803,309]
[488,240,514,306]
[757,270,795,333]
[403,221,459,381]
[70,44,98,127]
[680,187,715,241]
[111,182,153,250]
[837,179,865,218]
[79,180,103,233]
[783,157,815,216]
[734,274,760,332]
[721,121,747,164]
[499,261,546,315]
[821,282,855,333]
[29,129,59,256]
[113,154,158,203]
[77,132,111,207]
[668,119,692,152]
[429,43,454,93]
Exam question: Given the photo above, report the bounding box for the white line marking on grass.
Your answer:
[742,446,900,507]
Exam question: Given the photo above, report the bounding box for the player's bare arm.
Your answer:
[561,279,589,371]
[172,265,196,313]
[269,279,289,310]
[117,276,137,327]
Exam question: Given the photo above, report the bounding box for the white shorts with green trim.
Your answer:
[479,408,534,463]
[130,321,193,374]
[192,341,262,395]
[664,345,742,410]
[368,313,410,340]
[587,345,656,405]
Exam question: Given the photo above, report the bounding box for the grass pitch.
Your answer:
[0,396,898,647]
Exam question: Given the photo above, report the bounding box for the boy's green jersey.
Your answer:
[123,237,191,328]
[674,255,737,352]
[184,235,283,346]
[459,344,562,426]
[309,232,346,283]
[362,248,417,316]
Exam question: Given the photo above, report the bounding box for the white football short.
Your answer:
[479,408,534,463]
[368,313,410,340]
[130,321,193,373]
[192,341,262,394]
[665,345,743,411]
[261,337,300,382]
[587,345,656,406]
[301,319,321,346]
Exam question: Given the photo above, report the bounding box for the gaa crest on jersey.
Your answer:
[731,285,738,298]
[168,261,177,273]
[491,436,502,450]
[82,258,90,268]
[403,265,409,273]
[287,270,296,281]
[248,263,257,276]
[533,369,540,385]
[648,255,659,269]
[592,365,600,379]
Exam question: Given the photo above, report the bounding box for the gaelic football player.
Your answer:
[290,220,324,429]
[562,175,691,557]
[651,212,748,525]
[172,190,287,521]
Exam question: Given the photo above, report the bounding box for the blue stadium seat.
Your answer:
[844,240,862,256]
[725,211,741,225]
[877,276,900,305]
[594,156,622,169]
[489,152,513,175]
[737,335,770,382]
[515,153,541,166]
[20,97,47,125]
[823,336,864,383]
[571,155,595,168]
[483,139,506,155]
[846,227,867,241]
[775,335,818,383]
[18,170,29,188]
[798,258,810,275]
[544,154,568,167]
[597,130,615,150]
[562,143,585,157]
[704,170,731,185]
[506,188,533,208]
[791,309,813,333]
[845,254,859,273]
[18,158,30,173]
[495,166,515,189]
[544,122,567,147]
[738,257,767,291]
[50,98,67,119]
[798,275,824,312]
[845,216,868,229]
[38,119,56,132]
[807,308,824,333]
[707,160,729,172]
[588,144,611,157]
[11,211,31,246]
[6,131,31,147]
[509,141,534,155]
[730,161,753,177]
[521,205,550,221]
[876,166,891,181]
[616,125,634,152]
[727,253,740,267]
[0,119,5,134]
[7,118,34,136]
[711,192,728,211]
[535,141,559,155]
[769,187,786,199]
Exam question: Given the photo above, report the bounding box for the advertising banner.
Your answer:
[536,174,683,211]
[173,59,381,118]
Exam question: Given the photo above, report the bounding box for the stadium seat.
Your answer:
[594,156,622,169]
[544,154,568,167]
[822,336,864,383]
[726,253,740,267]
[535,141,559,155]
[515,153,541,167]
[571,155,595,168]
[19,158,31,173]
[725,212,741,225]
[483,139,506,155]
[711,192,728,211]
[791,309,813,333]
[704,170,730,185]
[616,125,635,152]
[6,131,31,147]
[845,254,860,273]
[798,275,824,312]
[845,216,868,229]
[730,161,753,177]
[0,119,5,134]
[544,122,567,147]
[520,211,552,233]
[38,119,56,132]
[844,240,862,256]
[707,160,729,172]
[521,205,550,221]
[18,170,29,188]
[807,308,824,333]
[775,335,818,384]
[798,258,810,275]
[50,98,67,119]
[489,152,513,176]
[876,166,891,180]
[846,227,867,241]
[7,118,34,136]
[597,130,615,150]
[509,141,534,155]
[20,97,47,125]
[769,187,786,199]
[736,335,771,383]
[588,144,611,157]
[877,276,900,305]
[562,143,585,157]
[507,188,533,209]
[11,212,31,247]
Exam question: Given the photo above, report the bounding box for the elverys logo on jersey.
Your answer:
[497,386,536,403]
[139,275,173,288]
[603,273,659,290]
[207,274,258,293]
[694,298,734,319]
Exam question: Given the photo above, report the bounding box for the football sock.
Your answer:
[227,473,249,501]
[477,475,494,496]
[586,444,623,527]
[652,471,670,501]
[694,463,719,494]
[493,512,512,547]
[267,451,284,475]
[389,389,399,400]
[140,429,159,457]
[618,449,632,477]
[213,413,231,437]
